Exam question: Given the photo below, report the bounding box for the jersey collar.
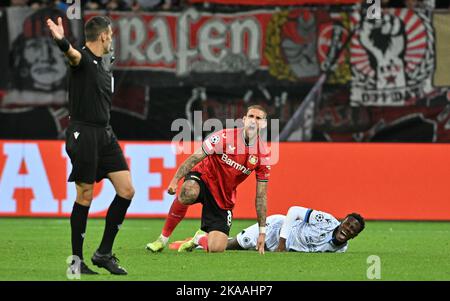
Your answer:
[84,45,102,61]
[240,127,257,147]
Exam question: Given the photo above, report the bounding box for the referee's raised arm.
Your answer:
[46,17,81,66]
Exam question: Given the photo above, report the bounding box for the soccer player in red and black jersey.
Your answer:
[146,105,270,254]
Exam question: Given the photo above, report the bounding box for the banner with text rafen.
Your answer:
[188,0,360,6]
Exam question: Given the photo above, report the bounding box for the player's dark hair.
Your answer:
[347,213,365,232]
[246,105,267,118]
[85,16,111,42]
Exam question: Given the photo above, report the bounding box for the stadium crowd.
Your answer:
[1,0,187,11]
[2,0,450,10]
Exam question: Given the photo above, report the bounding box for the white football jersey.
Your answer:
[236,210,348,253]
[285,210,348,253]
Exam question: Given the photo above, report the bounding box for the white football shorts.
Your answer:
[236,214,285,251]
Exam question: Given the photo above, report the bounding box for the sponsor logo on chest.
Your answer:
[221,154,251,175]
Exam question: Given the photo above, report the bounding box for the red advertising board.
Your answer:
[1,140,449,220]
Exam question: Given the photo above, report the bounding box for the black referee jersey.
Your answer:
[68,46,114,127]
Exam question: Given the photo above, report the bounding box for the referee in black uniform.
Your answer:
[47,16,134,275]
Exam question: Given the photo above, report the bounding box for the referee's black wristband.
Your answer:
[54,37,70,53]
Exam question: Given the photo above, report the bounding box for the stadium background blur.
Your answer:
[1,0,450,281]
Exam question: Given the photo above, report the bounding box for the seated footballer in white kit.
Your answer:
[177,206,365,253]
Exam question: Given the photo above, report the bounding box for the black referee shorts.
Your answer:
[65,122,129,184]
[184,172,233,236]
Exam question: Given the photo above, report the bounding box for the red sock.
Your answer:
[198,235,208,252]
[161,198,188,237]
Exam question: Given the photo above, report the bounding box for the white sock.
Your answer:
[193,233,206,245]
[160,234,169,245]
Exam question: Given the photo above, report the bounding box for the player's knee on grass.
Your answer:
[179,180,200,205]
[208,231,228,253]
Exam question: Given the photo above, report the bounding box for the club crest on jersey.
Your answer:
[209,135,220,145]
[315,214,324,222]
[248,155,258,165]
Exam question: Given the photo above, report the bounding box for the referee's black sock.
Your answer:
[98,195,131,255]
[70,202,90,261]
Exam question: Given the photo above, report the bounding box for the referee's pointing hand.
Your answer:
[46,17,65,40]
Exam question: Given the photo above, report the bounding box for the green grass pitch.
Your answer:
[0,218,449,281]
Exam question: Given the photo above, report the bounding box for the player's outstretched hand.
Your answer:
[46,17,64,40]
[256,233,265,255]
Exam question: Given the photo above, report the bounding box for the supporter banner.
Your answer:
[265,9,352,84]
[0,7,444,90]
[0,7,81,109]
[1,7,445,91]
[0,7,83,139]
[85,8,352,84]
[350,8,435,106]
[1,140,450,220]
[94,10,273,76]
[432,11,450,87]
[1,7,449,142]
[188,0,359,5]
[313,87,450,142]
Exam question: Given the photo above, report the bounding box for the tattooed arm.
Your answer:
[255,181,268,255]
[167,147,207,195]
